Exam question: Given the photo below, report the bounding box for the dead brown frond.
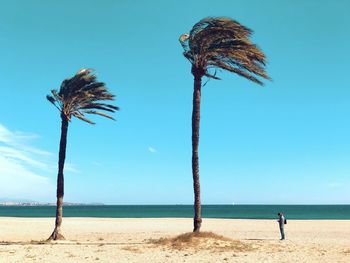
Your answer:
[179,17,270,84]
[148,232,253,252]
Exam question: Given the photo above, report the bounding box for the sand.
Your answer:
[0,217,349,262]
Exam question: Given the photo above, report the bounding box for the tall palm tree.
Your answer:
[46,69,118,240]
[179,17,270,232]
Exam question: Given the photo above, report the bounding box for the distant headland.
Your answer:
[0,198,104,206]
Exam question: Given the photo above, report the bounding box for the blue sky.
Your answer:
[0,0,349,204]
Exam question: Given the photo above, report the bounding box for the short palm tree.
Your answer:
[46,69,118,240]
[179,17,270,232]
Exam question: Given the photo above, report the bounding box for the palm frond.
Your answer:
[80,103,120,112]
[83,110,115,121]
[47,69,118,124]
[46,95,61,111]
[72,112,95,124]
[180,17,270,84]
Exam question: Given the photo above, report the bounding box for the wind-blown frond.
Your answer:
[72,112,95,124]
[47,69,118,124]
[83,110,115,120]
[180,17,270,85]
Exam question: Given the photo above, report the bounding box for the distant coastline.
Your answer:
[0,199,104,206]
[0,202,104,206]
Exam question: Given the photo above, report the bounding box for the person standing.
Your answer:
[277,212,286,240]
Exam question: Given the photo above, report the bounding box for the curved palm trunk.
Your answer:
[192,72,202,232]
[48,115,69,240]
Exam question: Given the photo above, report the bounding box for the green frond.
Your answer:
[46,95,56,104]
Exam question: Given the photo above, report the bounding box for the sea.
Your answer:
[0,205,349,219]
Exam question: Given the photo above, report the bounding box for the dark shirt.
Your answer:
[278,214,285,228]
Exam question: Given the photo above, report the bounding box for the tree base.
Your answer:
[47,229,65,241]
[193,218,202,232]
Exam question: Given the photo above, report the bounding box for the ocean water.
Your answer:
[0,205,349,219]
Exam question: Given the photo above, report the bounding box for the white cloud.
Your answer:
[1,124,42,145]
[0,124,55,201]
[0,155,54,201]
[148,146,157,153]
[0,146,50,171]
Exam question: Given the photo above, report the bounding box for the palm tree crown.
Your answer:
[179,17,270,84]
[47,68,119,123]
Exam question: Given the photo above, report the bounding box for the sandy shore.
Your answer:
[0,217,349,262]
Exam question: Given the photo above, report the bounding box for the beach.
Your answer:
[0,218,349,262]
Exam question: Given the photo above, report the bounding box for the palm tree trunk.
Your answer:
[48,114,69,240]
[192,73,202,232]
